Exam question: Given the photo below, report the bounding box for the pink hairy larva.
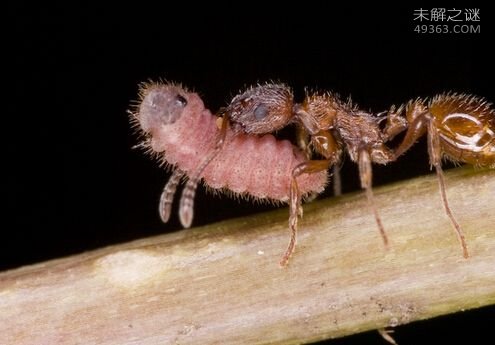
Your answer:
[130,82,327,263]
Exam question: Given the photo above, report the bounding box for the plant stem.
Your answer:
[1,167,494,345]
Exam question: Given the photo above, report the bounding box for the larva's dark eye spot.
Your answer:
[254,104,268,120]
[176,94,188,107]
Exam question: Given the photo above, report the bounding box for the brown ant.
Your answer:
[133,82,494,267]
[218,84,494,265]
[221,85,397,265]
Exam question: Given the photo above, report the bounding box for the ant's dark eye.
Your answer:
[254,104,268,120]
[175,94,188,107]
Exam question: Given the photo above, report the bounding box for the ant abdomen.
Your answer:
[391,93,494,259]
[428,93,495,167]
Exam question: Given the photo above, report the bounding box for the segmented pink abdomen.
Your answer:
[204,132,327,201]
[159,93,327,202]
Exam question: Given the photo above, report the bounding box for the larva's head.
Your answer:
[137,83,191,133]
[134,82,206,152]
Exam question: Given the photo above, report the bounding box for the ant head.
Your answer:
[137,83,191,134]
[225,83,294,134]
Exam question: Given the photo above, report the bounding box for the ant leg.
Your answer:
[295,124,321,203]
[382,105,408,143]
[393,105,429,159]
[178,115,229,227]
[332,165,342,196]
[427,120,469,258]
[295,123,312,159]
[159,169,183,223]
[311,130,343,196]
[358,148,388,247]
[391,106,468,257]
[280,159,331,267]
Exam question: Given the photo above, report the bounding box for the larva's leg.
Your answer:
[280,159,331,267]
[427,120,468,258]
[179,115,229,227]
[178,177,197,228]
[159,169,183,223]
[358,148,388,247]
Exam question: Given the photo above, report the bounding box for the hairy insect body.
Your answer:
[202,133,326,200]
[135,83,327,207]
[133,82,494,267]
[222,85,495,264]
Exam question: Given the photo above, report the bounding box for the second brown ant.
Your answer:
[217,84,494,265]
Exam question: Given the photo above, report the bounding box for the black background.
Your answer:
[8,3,494,344]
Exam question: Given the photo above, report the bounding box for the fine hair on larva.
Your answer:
[130,81,327,238]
